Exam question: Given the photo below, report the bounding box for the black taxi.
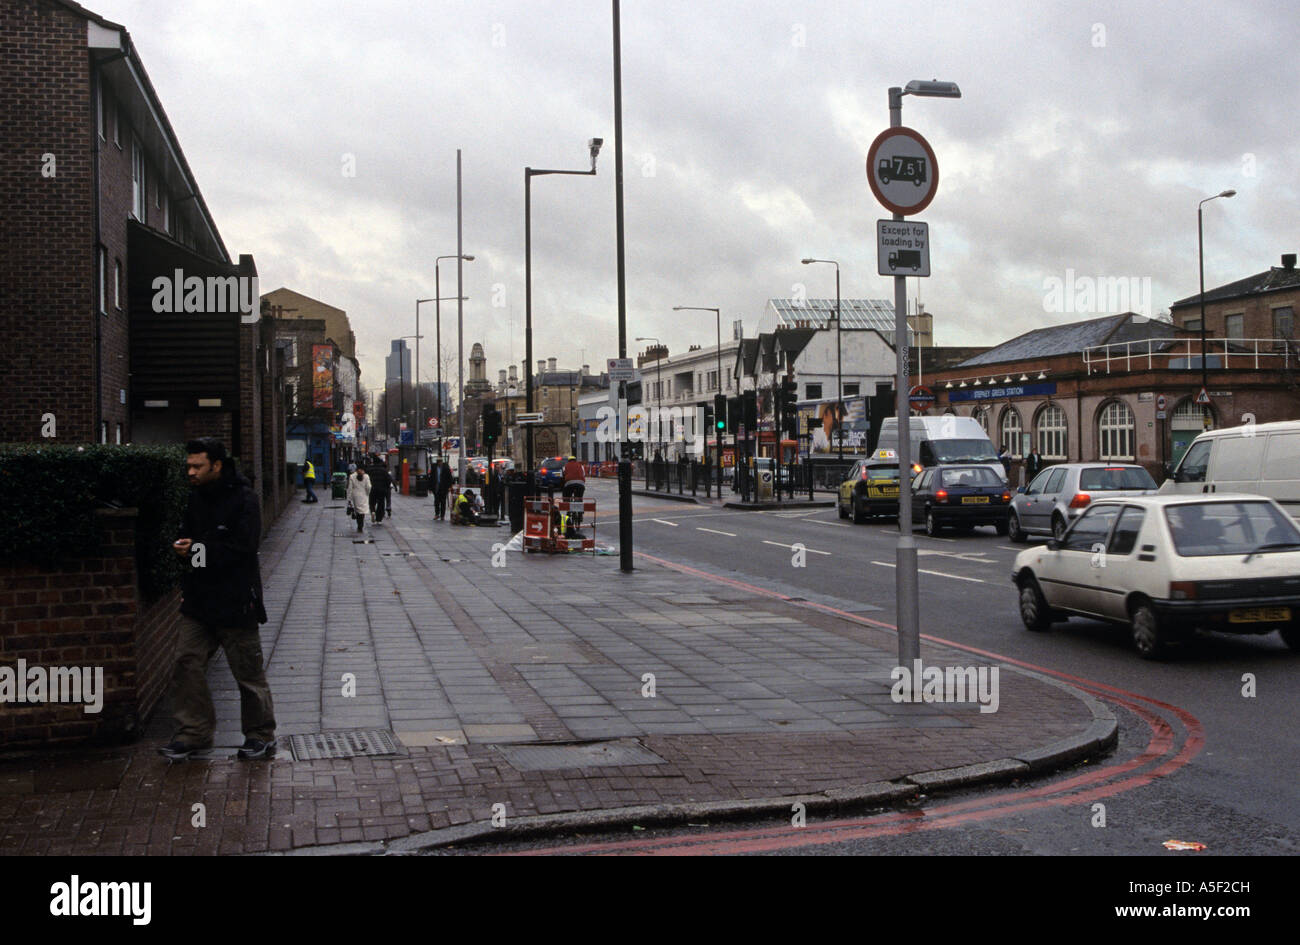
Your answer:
[838,449,902,523]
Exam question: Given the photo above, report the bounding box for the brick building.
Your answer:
[1,0,287,519]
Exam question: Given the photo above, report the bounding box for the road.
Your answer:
[485,477,1300,856]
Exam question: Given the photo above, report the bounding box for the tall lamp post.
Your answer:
[673,305,722,493]
[435,255,474,456]
[636,336,662,456]
[525,138,603,479]
[889,78,961,685]
[801,258,842,461]
[1198,189,1235,418]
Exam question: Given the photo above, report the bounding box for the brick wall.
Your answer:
[0,0,95,443]
[0,509,181,749]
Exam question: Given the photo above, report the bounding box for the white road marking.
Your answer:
[870,560,989,584]
[763,540,831,556]
[997,545,1027,552]
[652,519,679,527]
[697,527,737,537]
[809,520,852,527]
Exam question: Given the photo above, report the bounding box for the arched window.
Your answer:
[1098,400,1135,460]
[1035,404,1068,459]
[1000,407,1023,457]
[972,406,990,434]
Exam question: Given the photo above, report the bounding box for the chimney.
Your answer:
[548,357,557,373]
[537,360,545,375]
[508,364,517,381]
[1283,254,1297,270]
[732,319,743,341]
[498,369,507,384]
[581,364,589,376]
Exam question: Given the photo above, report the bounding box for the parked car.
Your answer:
[838,449,901,522]
[911,464,1012,536]
[1012,494,1300,658]
[1159,420,1300,522]
[1008,463,1158,543]
[538,456,567,488]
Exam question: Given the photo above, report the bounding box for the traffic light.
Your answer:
[714,394,727,433]
[779,379,799,437]
[742,390,757,429]
[482,405,501,446]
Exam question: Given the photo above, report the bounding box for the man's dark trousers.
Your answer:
[171,616,275,748]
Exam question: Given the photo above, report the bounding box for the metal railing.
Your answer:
[1082,336,1296,375]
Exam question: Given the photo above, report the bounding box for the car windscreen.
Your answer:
[541,460,565,470]
[1079,467,1157,491]
[1164,501,1300,557]
[865,465,900,481]
[939,467,1002,488]
[929,439,999,463]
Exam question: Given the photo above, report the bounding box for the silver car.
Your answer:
[1008,463,1158,543]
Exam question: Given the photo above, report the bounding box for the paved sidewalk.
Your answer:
[0,489,1113,855]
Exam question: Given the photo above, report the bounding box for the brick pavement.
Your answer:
[0,488,1111,855]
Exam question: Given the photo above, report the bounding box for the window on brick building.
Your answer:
[1098,400,1136,461]
[1184,316,1202,333]
[115,423,123,444]
[97,85,105,140]
[1035,404,1068,460]
[1224,314,1244,339]
[844,383,860,396]
[98,248,107,314]
[159,189,169,234]
[999,407,1023,457]
[806,383,823,400]
[114,260,122,310]
[114,105,122,148]
[1274,307,1295,341]
[100,422,108,444]
[131,138,145,220]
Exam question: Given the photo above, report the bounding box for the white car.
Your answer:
[1012,494,1300,659]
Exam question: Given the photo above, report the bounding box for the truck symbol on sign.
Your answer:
[888,249,922,272]
[878,155,927,187]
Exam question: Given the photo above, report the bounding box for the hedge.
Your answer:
[0,443,190,599]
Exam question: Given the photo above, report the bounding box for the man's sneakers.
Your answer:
[157,740,211,761]
[236,737,277,761]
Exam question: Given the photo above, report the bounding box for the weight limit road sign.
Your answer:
[867,126,940,216]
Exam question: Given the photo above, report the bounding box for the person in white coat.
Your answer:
[345,464,371,533]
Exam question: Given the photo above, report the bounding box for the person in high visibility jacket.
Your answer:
[455,489,485,526]
[302,459,318,503]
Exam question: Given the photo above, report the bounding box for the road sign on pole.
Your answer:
[1195,387,1211,405]
[607,358,635,383]
[866,126,940,216]
[878,219,931,276]
[908,385,936,411]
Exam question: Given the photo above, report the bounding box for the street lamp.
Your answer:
[673,305,722,495]
[434,255,474,456]
[889,77,961,689]
[636,336,662,456]
[1197,189,1235,415]
[801,258,842,461]
[524,138,603,478]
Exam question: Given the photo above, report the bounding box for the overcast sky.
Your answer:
[97,0,1298,392]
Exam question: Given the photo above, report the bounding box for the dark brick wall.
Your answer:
[0,0,95,443]
[0,509,181,749]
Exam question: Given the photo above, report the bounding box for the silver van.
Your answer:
[876,415,1006,484]
[1159,420,1300,521]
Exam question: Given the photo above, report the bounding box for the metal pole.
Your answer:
[525,168,534,480]
[415,301,421,446]
[436,265,442,457]
[890,86,921,687]
[613,0,633,572]
[716,309,722,497]
[836,263,843,462]
[1198,203,1207,396]
[456,149,465,487]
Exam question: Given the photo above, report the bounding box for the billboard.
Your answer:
[312,345,333,409]
[803,397,870,453]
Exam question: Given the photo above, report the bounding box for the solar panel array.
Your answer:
[768,298,898,331]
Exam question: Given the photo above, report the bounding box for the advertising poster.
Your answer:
[312,344,333,409]
[808,397,869,453]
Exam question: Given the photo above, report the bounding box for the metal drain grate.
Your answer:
[288,730,401,761]
[495,739,666,771]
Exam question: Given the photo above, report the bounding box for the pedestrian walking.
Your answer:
[433,459,452,520]
[161,438,276,761]
[302,458,318,503]
[997,445,1012,478]
[652,449,664,491]
[1025,447,1043,482]
[369,460,392,523]
[346,463,371,533]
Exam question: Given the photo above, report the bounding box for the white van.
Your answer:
[1159,420,1300,520]
[876,415,1006,483]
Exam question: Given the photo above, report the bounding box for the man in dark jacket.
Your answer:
[433,459,452,520]
[369,461,392,522]
[161,438,276,761]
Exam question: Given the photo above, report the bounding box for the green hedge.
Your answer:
[1,443,189,599]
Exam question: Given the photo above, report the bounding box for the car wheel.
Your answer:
[838,498,849,520]
[1051,514,1068,542]
[1018,576,1053,632]
[994,517,1010,536]
[1279,624,1300,652]
[852,498,868,524]
[1130,600,1169,660]
[925,508,942,536]
[1008,511,1027,543]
